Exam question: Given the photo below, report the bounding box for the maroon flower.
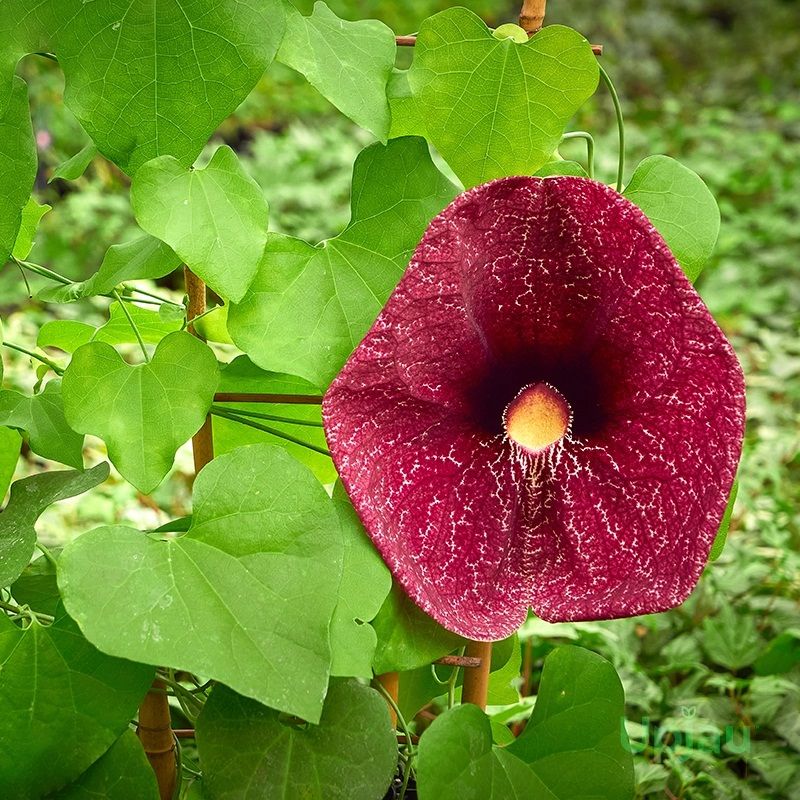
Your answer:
[323,176,745,640]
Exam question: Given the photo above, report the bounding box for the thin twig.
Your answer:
[213,392,324,405]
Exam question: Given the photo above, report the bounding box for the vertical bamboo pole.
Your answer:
[461,640,493,709]
[519,0,547,33]
[138,268,214,799]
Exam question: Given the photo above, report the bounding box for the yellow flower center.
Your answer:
[503,382,571,453]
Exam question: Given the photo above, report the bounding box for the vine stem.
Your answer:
[1,341,64,375]
[210,407,330,456]
[112,289,150,362]
[598,63,626,192]
[210,404,323,428]
[561,131,595,179]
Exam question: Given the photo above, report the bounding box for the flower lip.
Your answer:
[503,382,571,454]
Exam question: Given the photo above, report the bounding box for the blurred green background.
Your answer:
[2,1,798,797]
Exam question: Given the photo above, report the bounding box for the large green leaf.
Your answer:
[0,463,108,588]
[330,482,391,678]
[54,0,285,174]
[0,380,84,468]
[407,9,599,188]
[56,730,159,800]
[59,444,344,722]
[62,331,219,493]
[416,703,555,800]
[0,609,154,798]
[131,146,268,302]
[228,136,457,388]
[0,426,21,500]
[196,680,396,800]
[212,356,334,484]
[623,155,720,282]
[0,5,53,113]
[278,2,395,141]
[39,301,183,352]
[507,646,635,799]
[371,583,465,674]
[38,235,180,303]
[0,76,36,263]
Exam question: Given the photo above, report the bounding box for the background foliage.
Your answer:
[1,1,798,798]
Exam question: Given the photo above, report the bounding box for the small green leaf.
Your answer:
[702,605,762,671]
[372,583,465,674]
[387,69,427,139]
[623,155,720,282]
[0,76,36,263]
[278,2,395,141]
[228,137,457,388]
[132,146,268,302]
[507,646,636,799]
[56,0,286,174]
[330,482,391,678]
[493,24,529,43]
[754,630,800,676]
[0,463,108,587]
[38,235,180,303]
[0,380,84,468]
[194,305,233,345]
[196,680,397,799]
[708,481,738,561]
[49,143,98,183]
[212,356,333,483]
[408,9,599,188]
[416,703,554,800]
[62,332,219,493]
[59,445,344,722]
[535,159,590,178]
[10,554,60,617]
[39,301,183,352]
[0,426,21,500]
[11,197,50,260]
[56,730,159,800]
[0,609,154,797]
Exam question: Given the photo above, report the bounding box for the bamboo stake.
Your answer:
[138,680,177,800]
[461,640,493,709]
[138,269,215,799]
[519,0,547,33]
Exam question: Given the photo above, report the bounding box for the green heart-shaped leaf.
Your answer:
[507,646,635,799]
[55,0,286,174]
[62,331,219,493]
[196,680,397,800]
[416,703,554,800]
[408,9,599,188]
[278,2,395,141]
[59,444,344,722]
[0,76,36,263]
[228,136,457,388]
[0,609,153,798]
[623,155,720,282]
[56,730,159,800]
[132,146,268,302]
[330,482,391,678]
[0,380,84,468]
[0,462,108,587]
